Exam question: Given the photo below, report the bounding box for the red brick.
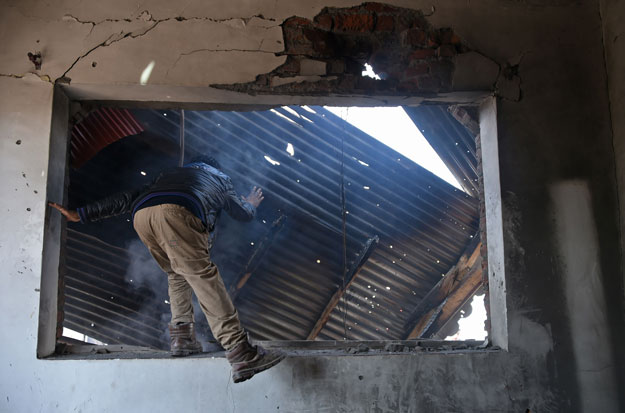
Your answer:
[416,75,442,91]
[314,13,333,30]
[397,79,419,92]
[364,3,399,13]
[437,44,456,57]
[396,14,412,32]
[404,28,427,47]
[375,15,395,31]
[410,48,436,60]
[428,60,454,75]
[334,13,375,32]
[328,59,346,74]
[278,57,301,74]
[427,35,439,48]
[283,16,313,28]
[405,63,429,77]
[283,28,313,55]
[439,28,455,44]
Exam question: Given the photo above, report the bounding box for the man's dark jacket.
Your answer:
[77,164,255,232]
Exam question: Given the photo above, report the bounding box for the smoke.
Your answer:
[124,238,164,287]
[123,236,224,348]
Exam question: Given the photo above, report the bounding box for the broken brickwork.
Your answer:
[214,2,469,95]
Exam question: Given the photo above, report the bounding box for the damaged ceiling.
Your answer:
[62,103,481,349]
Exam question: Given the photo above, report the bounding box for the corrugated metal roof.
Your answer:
[63,104,479,347]
[64,229,169,349]
[403,105,479,195]
[70,107,144,168]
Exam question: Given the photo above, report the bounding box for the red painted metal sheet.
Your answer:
[70,108,144,168]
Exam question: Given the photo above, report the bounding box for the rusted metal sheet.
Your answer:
[70,107,144,168]
[64,229,169,349]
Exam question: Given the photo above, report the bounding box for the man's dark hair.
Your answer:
[189,155,221,170]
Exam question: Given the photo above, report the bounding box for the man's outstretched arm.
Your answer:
[48,183,148,223]
[225,185,264,221]
[48,202,80,222]
[242,186,264,208]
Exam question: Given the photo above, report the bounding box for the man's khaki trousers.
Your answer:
[133,204,246,350]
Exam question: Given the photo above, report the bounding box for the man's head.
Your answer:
[188,155,221,170]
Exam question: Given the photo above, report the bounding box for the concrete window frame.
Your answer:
[37,86,506,358]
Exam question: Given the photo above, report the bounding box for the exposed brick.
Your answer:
[343,5,362,14]
[364,2,400,13]
[403,28,427,47]
[410,48,436,60]
[256,74,271,86]
[345,59,365,75]
[428,59,454,75]
[283,27,313,55]
[439,28,455,44]
[218,2,475,97]
[416,75,442,91]
[283,16,313,28]
[405,63,429,77]
[278,57,301,75]
[427,35,439,48]
[375,15,395,31]
[397,79,419,92]
[437,45,457,58]
[327,59,346,74]
[314,13,333,30]
[303,28,335,57]
[370,50,393,70]
[334,13,375,32]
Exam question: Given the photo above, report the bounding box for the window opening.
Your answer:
[58,104,486,353]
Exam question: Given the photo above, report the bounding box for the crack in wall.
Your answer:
[0,72,53,83]
[62,11,279,29]
[598,0,624,294]
[165,47,278,79]
[7,0,278,26]
[58,11,280,82]
[598,4,625,410]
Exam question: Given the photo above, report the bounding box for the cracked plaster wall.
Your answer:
[1,0,624,412]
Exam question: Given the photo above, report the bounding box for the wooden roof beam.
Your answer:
[307,236,379,340]
[404,238,483,339]
[229,215,286,302]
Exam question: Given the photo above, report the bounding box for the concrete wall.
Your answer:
[1,1,623,411]
[601,0,625,317]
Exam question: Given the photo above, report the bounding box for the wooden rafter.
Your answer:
[404,238,483,339]
[307,235,379,340]
[229,215,286,302]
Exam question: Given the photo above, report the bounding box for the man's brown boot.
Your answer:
[225,340,285,383]
[169,322,203,357]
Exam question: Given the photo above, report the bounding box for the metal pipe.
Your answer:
[179,109,185,166]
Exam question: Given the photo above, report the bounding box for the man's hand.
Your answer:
[242,186,264,208]
[48,202,80,222]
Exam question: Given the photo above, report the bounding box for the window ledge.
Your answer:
[47,339,496,361]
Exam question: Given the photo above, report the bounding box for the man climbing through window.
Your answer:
[49,156,285,383]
